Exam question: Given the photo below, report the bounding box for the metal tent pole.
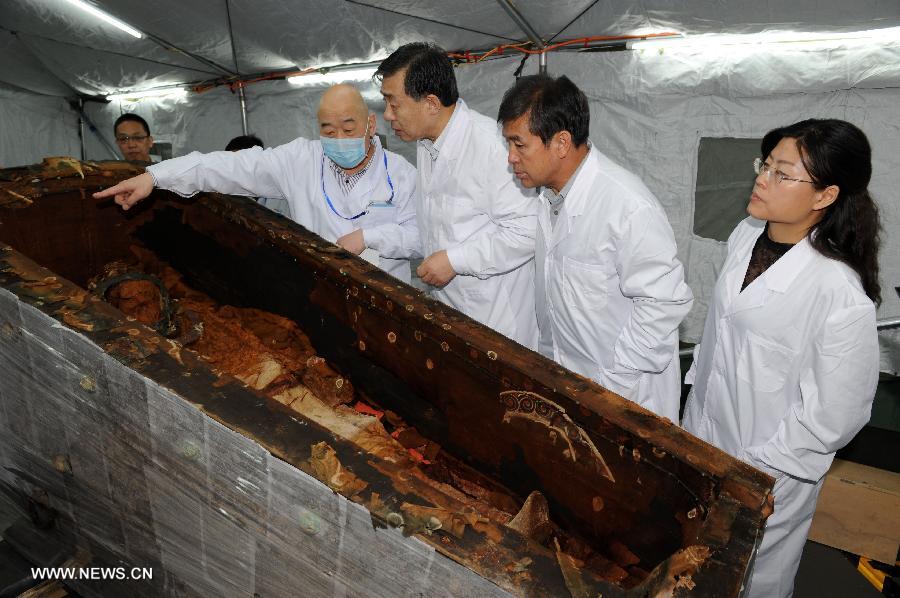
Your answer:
[78,98,86,160]
[496,0,547,74]
[224,0,249,134]
[237,85,249,135]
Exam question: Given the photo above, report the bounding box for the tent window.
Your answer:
[693,137,761,241]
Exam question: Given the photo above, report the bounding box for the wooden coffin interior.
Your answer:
[0,167,774,596]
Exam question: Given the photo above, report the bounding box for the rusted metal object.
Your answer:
[0,159,774,597]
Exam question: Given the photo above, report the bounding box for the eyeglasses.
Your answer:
[116,134,149,143]
[753,158,814,185]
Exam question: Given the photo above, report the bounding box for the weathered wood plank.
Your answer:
[0,162,776,596]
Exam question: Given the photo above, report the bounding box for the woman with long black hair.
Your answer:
[682,119,881,598]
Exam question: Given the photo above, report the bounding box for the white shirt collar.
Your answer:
[418,100,461,162]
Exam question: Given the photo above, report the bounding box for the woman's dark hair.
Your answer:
[497,74,589,147]
[375,42,458,107]
[762,119,881,304]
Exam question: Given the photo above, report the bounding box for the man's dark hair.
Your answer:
[225,135,264,152]
[113,113,150,136]
[375,42,458,107]
[497,75,589,147]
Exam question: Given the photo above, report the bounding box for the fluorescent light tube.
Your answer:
[63,0,143,39]
[287,66,378,86]
[106,87,187,101]
[628,27,900,51]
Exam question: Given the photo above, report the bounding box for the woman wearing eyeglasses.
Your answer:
[682,119,881,598]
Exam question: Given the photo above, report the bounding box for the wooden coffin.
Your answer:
[0,158,774,597]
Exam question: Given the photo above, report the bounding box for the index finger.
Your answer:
[93,182,127,199]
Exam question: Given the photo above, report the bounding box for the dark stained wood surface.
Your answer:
[0,160,775,596]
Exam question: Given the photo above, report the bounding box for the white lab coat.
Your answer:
[535,146,693,421]
[147,136,420,283]
[417,100,538,349]
[257,195,292,220]
[682,217,879,598]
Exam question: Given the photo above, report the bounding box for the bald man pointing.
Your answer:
[94,84,420,283]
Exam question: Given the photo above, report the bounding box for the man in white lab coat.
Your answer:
[376,43,539,349]
[93,84,420,283]
[498,74,693,420]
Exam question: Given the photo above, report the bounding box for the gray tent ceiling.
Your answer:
[3,0,900,97]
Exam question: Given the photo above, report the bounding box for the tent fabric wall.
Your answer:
[0,86,81,168]
[84,87,249,160]
[6,0,900,98]
[6,37,900,373]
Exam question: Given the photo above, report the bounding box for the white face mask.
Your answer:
[321,119,370,168]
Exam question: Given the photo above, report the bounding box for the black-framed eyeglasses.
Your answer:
[753,158,815,185]
[116,134,149,143]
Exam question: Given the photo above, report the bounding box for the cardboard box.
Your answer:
[809,459,900,563]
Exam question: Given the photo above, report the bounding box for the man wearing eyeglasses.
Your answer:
[95,84,420,283]
[498,75,693,421]
[114,113,154,163]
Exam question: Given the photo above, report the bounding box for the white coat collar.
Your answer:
[420,99,467,190]
[555,143,598,218]
[725,220,817,315]
[539,144,599,252]
[419,100,464,159]
[758,234,816,293]
[544,141,592,208]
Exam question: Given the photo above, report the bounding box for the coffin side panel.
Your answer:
[0,287,512,597]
